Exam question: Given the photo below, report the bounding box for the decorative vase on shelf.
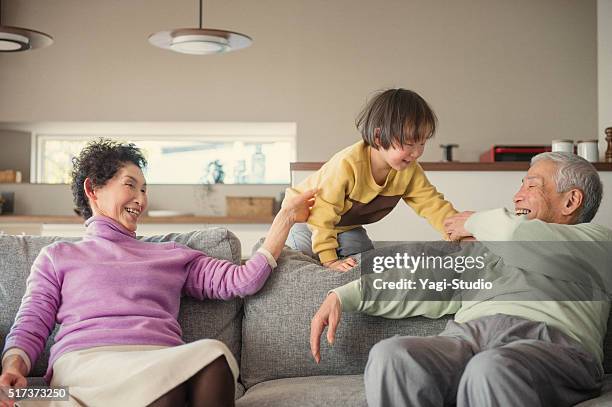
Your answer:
[204,160,225,184]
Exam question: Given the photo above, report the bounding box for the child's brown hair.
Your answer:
[356,88,438,150]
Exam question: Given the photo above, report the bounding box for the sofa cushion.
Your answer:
[602,313,612,375]
[574,374,612,407]
[234,374,612,407]
[0,227,243,378]
[236,375,366,407]
[236,373,612,407]
[240,248,451,388]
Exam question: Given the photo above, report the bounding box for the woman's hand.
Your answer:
[261,189,318,260]
[443,211,475,241]
[282,189,317,224]
[323,257,357,272]
[0,355,28,407]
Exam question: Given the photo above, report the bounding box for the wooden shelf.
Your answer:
[0,215,275,224]
[290,162,612,172]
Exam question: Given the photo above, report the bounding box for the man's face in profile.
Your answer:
[513,160,571,224]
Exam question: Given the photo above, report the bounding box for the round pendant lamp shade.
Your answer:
[149,28,251,55]
[149,1,252,55]
[0,1,53,52]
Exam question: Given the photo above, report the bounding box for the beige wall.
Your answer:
[0,0,598,163]
[600,0,612,153]
[0,129,30,181]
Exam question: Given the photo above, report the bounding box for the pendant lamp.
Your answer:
[0,0,53,52]
[148,0,252,55]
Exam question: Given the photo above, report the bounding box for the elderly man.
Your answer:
[310,152,611,407]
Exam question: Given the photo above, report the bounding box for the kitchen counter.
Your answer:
[289,161,612,242]
[0,215,275,257]
[291,162,612,172]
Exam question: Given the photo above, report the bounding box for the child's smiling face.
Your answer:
[379,139,426,170]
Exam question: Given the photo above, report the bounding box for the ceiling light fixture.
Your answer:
[148,0,252,55]
[0,0,53,52]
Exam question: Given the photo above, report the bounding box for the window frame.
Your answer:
[29,122,297,185]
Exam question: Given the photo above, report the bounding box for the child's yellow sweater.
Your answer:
[285,141,458,263]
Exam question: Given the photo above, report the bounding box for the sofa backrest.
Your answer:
[240,249,452,388]
[240,247,612,389]
[0,228,243,377]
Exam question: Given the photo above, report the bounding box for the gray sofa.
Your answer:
[1,228,612,406]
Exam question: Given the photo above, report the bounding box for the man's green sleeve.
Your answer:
[332,279,460,319]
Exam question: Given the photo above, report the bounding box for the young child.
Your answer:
[284,88,458,271]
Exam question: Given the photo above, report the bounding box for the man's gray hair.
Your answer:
[530,152,603,223]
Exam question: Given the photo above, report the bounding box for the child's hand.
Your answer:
[444,211,475,241]
[282,189,317,224]
[323,257,357,272]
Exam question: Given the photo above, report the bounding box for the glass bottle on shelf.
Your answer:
[251,144,266,183]
[234,159,247,184]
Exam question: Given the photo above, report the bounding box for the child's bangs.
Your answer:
[395,118,435,146]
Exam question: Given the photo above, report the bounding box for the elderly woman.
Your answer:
[0,139,316,407]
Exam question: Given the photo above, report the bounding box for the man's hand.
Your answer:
[444,211,475,241]
[322,258,356,272]
[310,292,343,364]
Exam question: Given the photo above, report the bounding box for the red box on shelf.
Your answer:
[480,145,552,162]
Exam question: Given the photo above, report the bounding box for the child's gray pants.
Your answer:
[286,222,374,261]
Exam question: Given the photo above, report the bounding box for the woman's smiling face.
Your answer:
[85,163,148,232]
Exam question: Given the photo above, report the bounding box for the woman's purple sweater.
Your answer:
[2,216,272,382]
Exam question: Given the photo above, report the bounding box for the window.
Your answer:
[31,122,296,184]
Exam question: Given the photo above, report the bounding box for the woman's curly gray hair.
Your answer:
[71,138,147,220]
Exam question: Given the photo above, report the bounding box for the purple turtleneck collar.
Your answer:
[84,215,137,240]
